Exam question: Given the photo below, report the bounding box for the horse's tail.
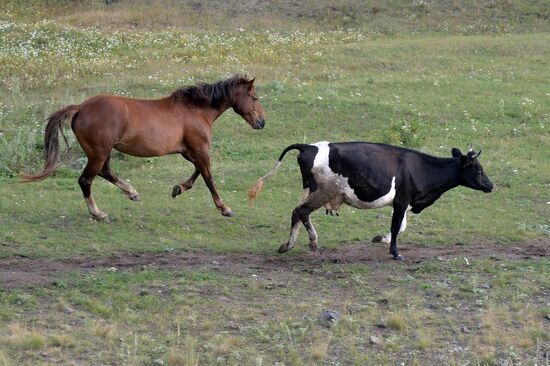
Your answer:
[20,104,80,182]
[248,143,311,203]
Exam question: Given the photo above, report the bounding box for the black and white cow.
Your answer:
[248,141,493,260]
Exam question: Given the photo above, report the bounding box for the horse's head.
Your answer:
[232,77,266,129]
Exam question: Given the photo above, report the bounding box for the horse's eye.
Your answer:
[251,96,258,101]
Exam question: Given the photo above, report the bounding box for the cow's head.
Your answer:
[452,148,493,193]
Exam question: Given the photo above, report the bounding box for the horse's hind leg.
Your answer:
[99,156,140,201]
[172,166,200,198]
[78,157,110,221]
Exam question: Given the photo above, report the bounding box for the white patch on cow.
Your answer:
[381,205,412,243]
[311,141,396,210]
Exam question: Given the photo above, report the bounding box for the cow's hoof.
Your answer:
[309,241,318,252]
[222,209,235,217]
[171,185,182,198]
[372,235,383,243]
[278,242,294,253]
[129,194,141,202]
[392,254,405,261]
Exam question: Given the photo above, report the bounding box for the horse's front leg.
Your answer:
[195,152,234,217]
[172,167,200,198]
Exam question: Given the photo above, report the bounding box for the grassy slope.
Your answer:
[0,1,549,365]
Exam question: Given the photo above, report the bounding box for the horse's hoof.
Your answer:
[278,242,294,253]
[222,210,235,217]
[372,235,383,243]
[171,185,182,198]
[392,254,405,261]
[129,194,141,202]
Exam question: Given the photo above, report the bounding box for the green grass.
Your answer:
[0,1,549,364]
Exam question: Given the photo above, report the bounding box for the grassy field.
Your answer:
[0,0,549,365]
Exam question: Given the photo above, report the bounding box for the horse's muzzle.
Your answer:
[254,117,266,129]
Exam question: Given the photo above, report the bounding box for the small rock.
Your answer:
[63,306,75,314]
[544,314,550,321]
[369,335,382,345]
[460,326,470,334]
[153,358,165,366]
[211,260,220,265]
[372,235,383,242]
[479,283,491,289]
[377,298,389,307]
[320,310,341,322]
[224,322,240,331]
[375,214,385,219]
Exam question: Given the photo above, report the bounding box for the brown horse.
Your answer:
[22,75,266,221]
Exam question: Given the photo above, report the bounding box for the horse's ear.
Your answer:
[247,77,256,90]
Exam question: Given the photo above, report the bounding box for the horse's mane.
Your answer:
[171,75,250,107]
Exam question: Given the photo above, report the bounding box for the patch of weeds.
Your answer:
[6,324,46,351]
[416,333,432,350]
[0,301,14,321]
[383,120,424,148]
[415,261,446,274]
[0,124,42,177]
[383,334,402,350]
[90,323,119,342]
[79,298,113,318]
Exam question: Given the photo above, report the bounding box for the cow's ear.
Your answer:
[451,148,462,158]
[460,155,469,167]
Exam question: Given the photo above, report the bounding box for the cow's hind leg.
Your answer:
[279,191,325,253]
[79,157,109,221]
[98,156,140,201]
[278,208,301,253]
[297,206,319,251]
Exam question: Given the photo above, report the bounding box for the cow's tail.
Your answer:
[248,143,310,203]
[20,104,80,182]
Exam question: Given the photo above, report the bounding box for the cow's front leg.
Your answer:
[372,205,411,248]
[389,204,408,260]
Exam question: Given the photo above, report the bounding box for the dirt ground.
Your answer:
[1,238,548,289]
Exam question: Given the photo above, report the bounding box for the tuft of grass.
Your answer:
[310,331,333,361]
[386,313,406,331]
[49,333,75,348]
[167,335,199,366]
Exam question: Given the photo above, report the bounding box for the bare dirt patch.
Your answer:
[0,238,548,289]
